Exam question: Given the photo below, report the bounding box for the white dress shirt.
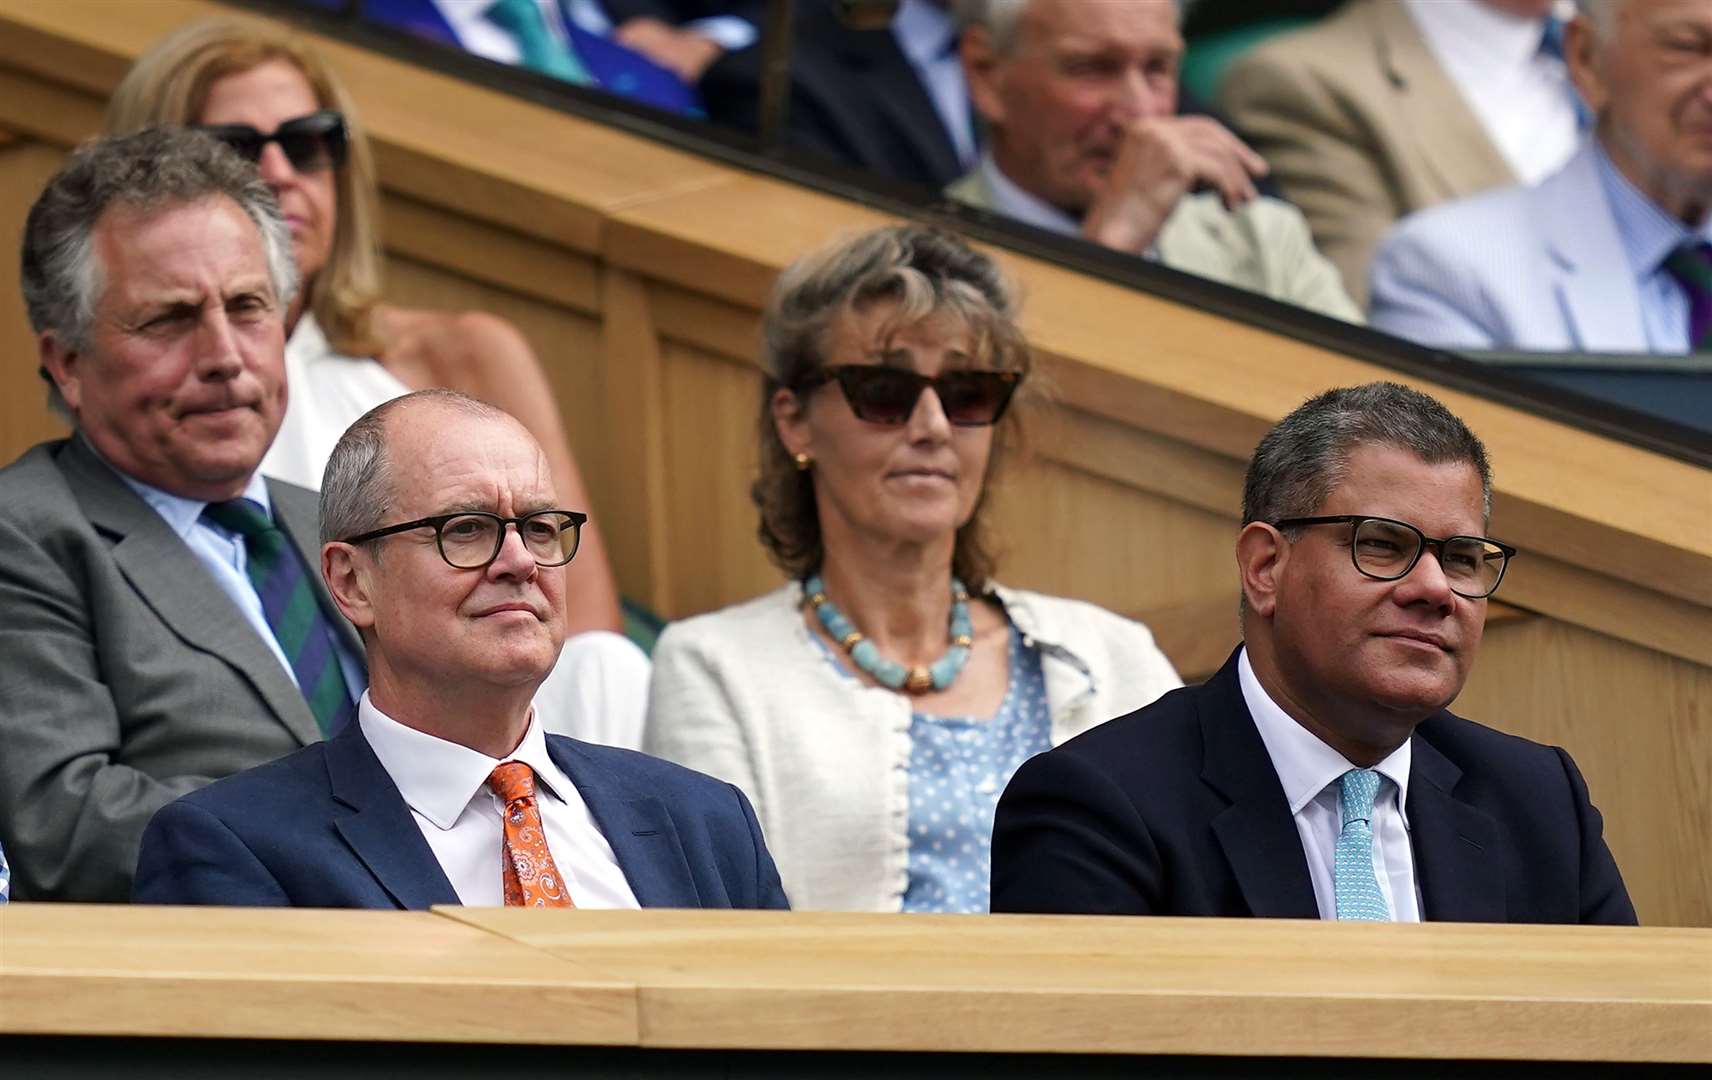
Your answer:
[358,693,641,908]
[1237,648,1421,922]
[1405,0,1580,185]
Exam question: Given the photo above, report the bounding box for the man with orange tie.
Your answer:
[135,389,787,910]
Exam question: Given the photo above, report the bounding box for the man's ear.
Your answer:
[1236,522,1287,620]
[770,384,811,460]
[38,331,84,414]
[961,25,1008,127]
[1563,15,1608,117]
[322,542,376,632]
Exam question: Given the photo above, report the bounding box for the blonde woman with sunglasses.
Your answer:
[107,20,648,749]
[644,225,1180,912]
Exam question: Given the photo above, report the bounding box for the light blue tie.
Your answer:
[1333,768,1391,921]
[485,0,595,85]
[0,840,10,903]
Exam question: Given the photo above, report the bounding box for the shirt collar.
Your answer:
[892,0,958,67]
[96,435,272,540]
[1406,0,1551,72]
[357,692,573,831]
[1591,139,1711,277]
[976,151,1083,238]
[1237,646,1412,824]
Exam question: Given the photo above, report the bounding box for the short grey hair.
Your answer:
[320,388,510,548]
[1241,382,1493,530]
[955,0,1182,52]
[21,128,297,406]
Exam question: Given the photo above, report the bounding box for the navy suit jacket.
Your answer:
[133,721,788,910]
[992,650,1636,924]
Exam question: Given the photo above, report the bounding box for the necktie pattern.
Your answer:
[490,762,576,908]
[203,499,354,737]
[0,841,10,903]
[1333,768,1391,922]
[1663,242,1712,352]
[485,0,595,85]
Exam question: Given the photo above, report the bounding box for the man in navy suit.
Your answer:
[135,390,787,910]
[992,382,1635,925]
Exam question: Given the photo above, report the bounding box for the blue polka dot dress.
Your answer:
[901,626,1051,913]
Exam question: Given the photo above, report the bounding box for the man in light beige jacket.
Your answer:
[950,0,1359,322]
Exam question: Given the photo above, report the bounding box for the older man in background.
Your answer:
[0,129,363,901]
[136,391,787,911]
[1369,0,1712,352]
[1222,0,1584,306]
[949,0,1359,320]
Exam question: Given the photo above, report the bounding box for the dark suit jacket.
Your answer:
[992,649,1636,924]
[701,0,965,193]
[133,721,789,910]
[0,438,360,903]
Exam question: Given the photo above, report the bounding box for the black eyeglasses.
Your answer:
[342,510,586,570]
[1274,515,1516,599]
[196,110,348,174]
[796,365,1023,427]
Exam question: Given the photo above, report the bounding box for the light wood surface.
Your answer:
[3,905,1707,1064]
[0,904,637,1044]
[438,908,1712,1062]
[0,0,1706,927]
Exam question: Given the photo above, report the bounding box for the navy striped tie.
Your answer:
[204,498,354,737]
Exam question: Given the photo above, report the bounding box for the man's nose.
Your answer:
[193,309,245,380]
[1111,67,1171,122]
[485,521,540,581]
[1396,543,1458,610]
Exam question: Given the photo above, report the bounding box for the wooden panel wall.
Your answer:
[0,0,1707,927]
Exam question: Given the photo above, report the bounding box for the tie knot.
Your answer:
[483,0,536,32]
[203,498,276,539]
[489,761,538,804]
[1664,242,1712,290]
[1338,768,1381,827]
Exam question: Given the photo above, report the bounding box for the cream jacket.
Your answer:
[643,583,1182,911]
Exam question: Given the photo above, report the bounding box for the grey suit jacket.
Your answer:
[946,168,1360,323]
[0,437,362,901]
[1220,0,1517,306]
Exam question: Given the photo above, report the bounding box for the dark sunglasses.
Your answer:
[196,110,348,174]
[797,365,1023,427]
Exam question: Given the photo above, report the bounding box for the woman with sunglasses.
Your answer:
[645,225,1180,912]
[106,20,647,748]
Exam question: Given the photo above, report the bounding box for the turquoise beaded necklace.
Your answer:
[804,574,973,694]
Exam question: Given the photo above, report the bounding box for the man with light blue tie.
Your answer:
[1,840,10,904]
[1370,0,1712,352]
[0,128,364,902]
[992,382,1636,925]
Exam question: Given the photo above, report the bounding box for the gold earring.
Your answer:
[793,452,812,471]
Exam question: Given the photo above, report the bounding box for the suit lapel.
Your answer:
[1407,727,1505,922]
[326,722,461,909]
[63,439,321,748]
[268,477,366,663]
[1537,145,1650,350]
[1199,652,1320,919]
[548,738,699,908]
[829,27,963,188]
[1371,0,1515,200]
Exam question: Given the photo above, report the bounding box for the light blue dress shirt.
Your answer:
[107,449,367,701]
[1592,142,1712,354]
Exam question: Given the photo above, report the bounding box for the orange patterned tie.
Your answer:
[488,762,575,908]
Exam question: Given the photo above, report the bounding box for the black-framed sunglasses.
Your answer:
[342,510,586,570]
[1273,515,1517,599]
[196,110,348,174]
[796,365,1023,427]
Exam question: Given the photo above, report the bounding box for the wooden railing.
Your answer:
[0,0,1706,926]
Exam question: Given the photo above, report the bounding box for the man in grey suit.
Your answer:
[949,0,1359,321]
[0,129,364,901]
